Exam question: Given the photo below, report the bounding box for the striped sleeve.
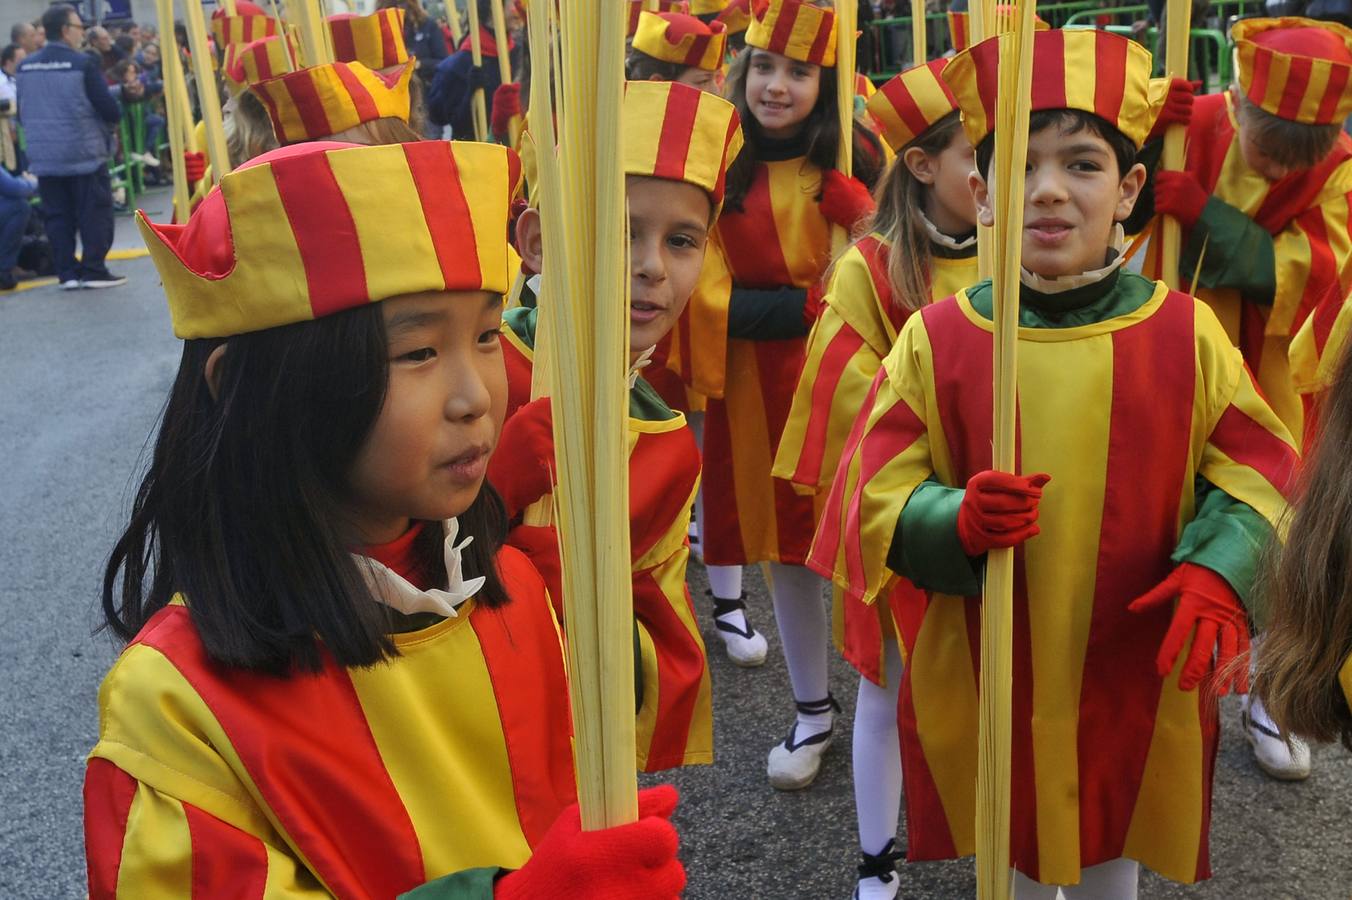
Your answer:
[1195,306,1298,530]
[807,315,936,605]
[1268,193,1352,338]
[1290,281,1352,395]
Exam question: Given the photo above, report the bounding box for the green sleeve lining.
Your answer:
[1172,476,1275,629]
[1183,197,1276,305]
[399,867,502,900]
[889,478,984,596]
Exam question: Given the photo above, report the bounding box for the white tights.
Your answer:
[1012,859,1139,900]
[767,562,831,716]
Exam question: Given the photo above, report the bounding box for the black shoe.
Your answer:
[82,272,128,289]
[0,272,16,291]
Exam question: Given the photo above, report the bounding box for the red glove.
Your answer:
[496,785,686,899]
[183,150,207,186]
[802,281,826,327]
[487,397,555,519]
[1152,170,1208,230]
[1147,78,1201,141]
[818,170,875,232]
[1127,562,1251,694]
[491,82,522,143]
[956,470,1052,556]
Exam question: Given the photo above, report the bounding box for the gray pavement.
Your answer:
[2,187,1350,898]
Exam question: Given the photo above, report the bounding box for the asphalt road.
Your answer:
[2,188,1350,898]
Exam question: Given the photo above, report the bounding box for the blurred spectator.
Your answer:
[16,4,125,290]
[11,22,43,55]
[109,59,163,170]
[426,0,506,140]
[0,166,35,291]
[87,26,125,75]
[1,44,22,107]
[113,34,135,61]
[136,42,161,82]
[379,0,447,87]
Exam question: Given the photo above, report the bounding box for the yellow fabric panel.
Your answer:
[115,785,195,898]
[1016,335,1115,883]
[1340,655,1352,715]
[454,142,514,294]
[724,340,780,557]
[1290,288,1352,393]
[678,236,733,398]
[1122,635,1205,882]
[765,159,832,287]
[908,596,979,856]
[829,243,895,353]
[1061,38,1098,136]
[352,610,533,877]
[327,146,446,302]
[774,307,850,487]
[623,88,666,180]
[1298,61,1334,125]
[353,27,385,74]
[1256,333,1303,441]
[929,254,979,303]
[1269,219,1315,336]
[633,613,663,768]
[631,414,699,571]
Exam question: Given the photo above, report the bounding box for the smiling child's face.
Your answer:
[627,175,712,359]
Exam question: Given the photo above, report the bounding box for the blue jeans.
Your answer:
[0,193,31,271]
[37,168,114,282]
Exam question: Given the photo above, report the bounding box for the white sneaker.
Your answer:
[60,279,82,290]
[137,152,162,168]
[709,592,767,667]
[1243,695,1311,781]
[767,696,840,790]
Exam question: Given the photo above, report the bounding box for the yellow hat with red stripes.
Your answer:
[138,140,523,339]
[327,9,411,72]
[211,2,280,49]
[251,60,414,145]
[943,29,1155,148]
[623,80,744,215]
[1234,17,1352,125]
[715,0,752,34]
[222,34,300,95]
[945,6,1049,53]
[745,0,837,67]
[867,59,960,152]
[690,0,727,14]
[628,0,692,37]
[633,11,728,71]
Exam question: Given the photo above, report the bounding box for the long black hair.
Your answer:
[102,302,510,675]
[722,47,885,212]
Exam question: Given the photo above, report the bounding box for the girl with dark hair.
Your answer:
[687,0,883,792]
[773,58,977,900]
[84,140,683,899]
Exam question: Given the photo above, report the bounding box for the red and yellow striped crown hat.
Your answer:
[690,0,728,15]
[251,60,414,145]
[1234,17,1352,125]
[745,0,837,66]
[138,140,523,339]
[328,9,412,71]
[222,34,299,95]
[624,80,744,214]
[867,58,960,152]
[943,29,1155,149]
[716,0,753,34]
[628,0,692,36]
[211,2,280,49]
[633,11,729,70]
[945,6,1049,53]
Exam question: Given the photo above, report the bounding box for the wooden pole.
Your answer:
[911,0,926,66]
[181,0,232,181]
[490,0,513,85]
[976,3,1036,899]
[155,0,192,219]
[448,0,464,45]
[1159,0,1192,290]
[467,0,489,141]
[832,0,858,254]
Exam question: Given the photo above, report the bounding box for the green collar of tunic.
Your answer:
[963,268,1160,328]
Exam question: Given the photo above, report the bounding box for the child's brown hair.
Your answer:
[865,111,964,314]
[1254,339,1352,750]
[1234,89,1342,172]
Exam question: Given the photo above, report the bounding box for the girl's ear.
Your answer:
[969,169,994,228]
[204,343,228,402]
[902,145,937,185]
[1115,161,1148,223]
[515,207,545,274]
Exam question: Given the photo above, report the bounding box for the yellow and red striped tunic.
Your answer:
[694,154,834,566]
[85,547,576,899]
[499,310,714,772]
[774,233,977,684]
[809,278,1296,884]
[1156,91,1352,440]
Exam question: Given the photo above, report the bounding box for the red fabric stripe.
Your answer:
[768,2,800,56]
[1293,207,1337,332]
[924,297,993,477]
[84,758,138,900]
[135,607,425,898]
[716,166,794,287]
[790,321,867,486]
[806,14,833,64]
[1210,388,1299,499]
[334,63,381,124]
[403,142,482,290]
[284,70,336,140]
[1277,55,1312,121]
[974,39,1001,136]
[629,429,702,559]
[1008,550,1040,878]
[1310,278,1345,360]
[1092,30,1128,131]
[858,236,908,332]
[1035,29,1067,112]
[1185,94,1233,195]
[1316,64,1350,125]
[632,571,706,770]
[653,87,701,183]
[897,603,961,862]
[331,22,358,64]
[841,585,886,684]
[1077,290,1199,869]
[469,548,578,848]
[699,395,747,564]
[1249,47,1274,112]
[892,88,936,148]
[1252,137,1352,233]
[380,12,402,64]
[499,333,534,420]
[756,338,818,564]
[184,804,269,899]
[270,151,369,318]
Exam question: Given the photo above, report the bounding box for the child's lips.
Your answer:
[1027,221,1072,246]
[630,298,667,325]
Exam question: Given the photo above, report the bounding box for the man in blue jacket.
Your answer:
[16,4,124,290]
